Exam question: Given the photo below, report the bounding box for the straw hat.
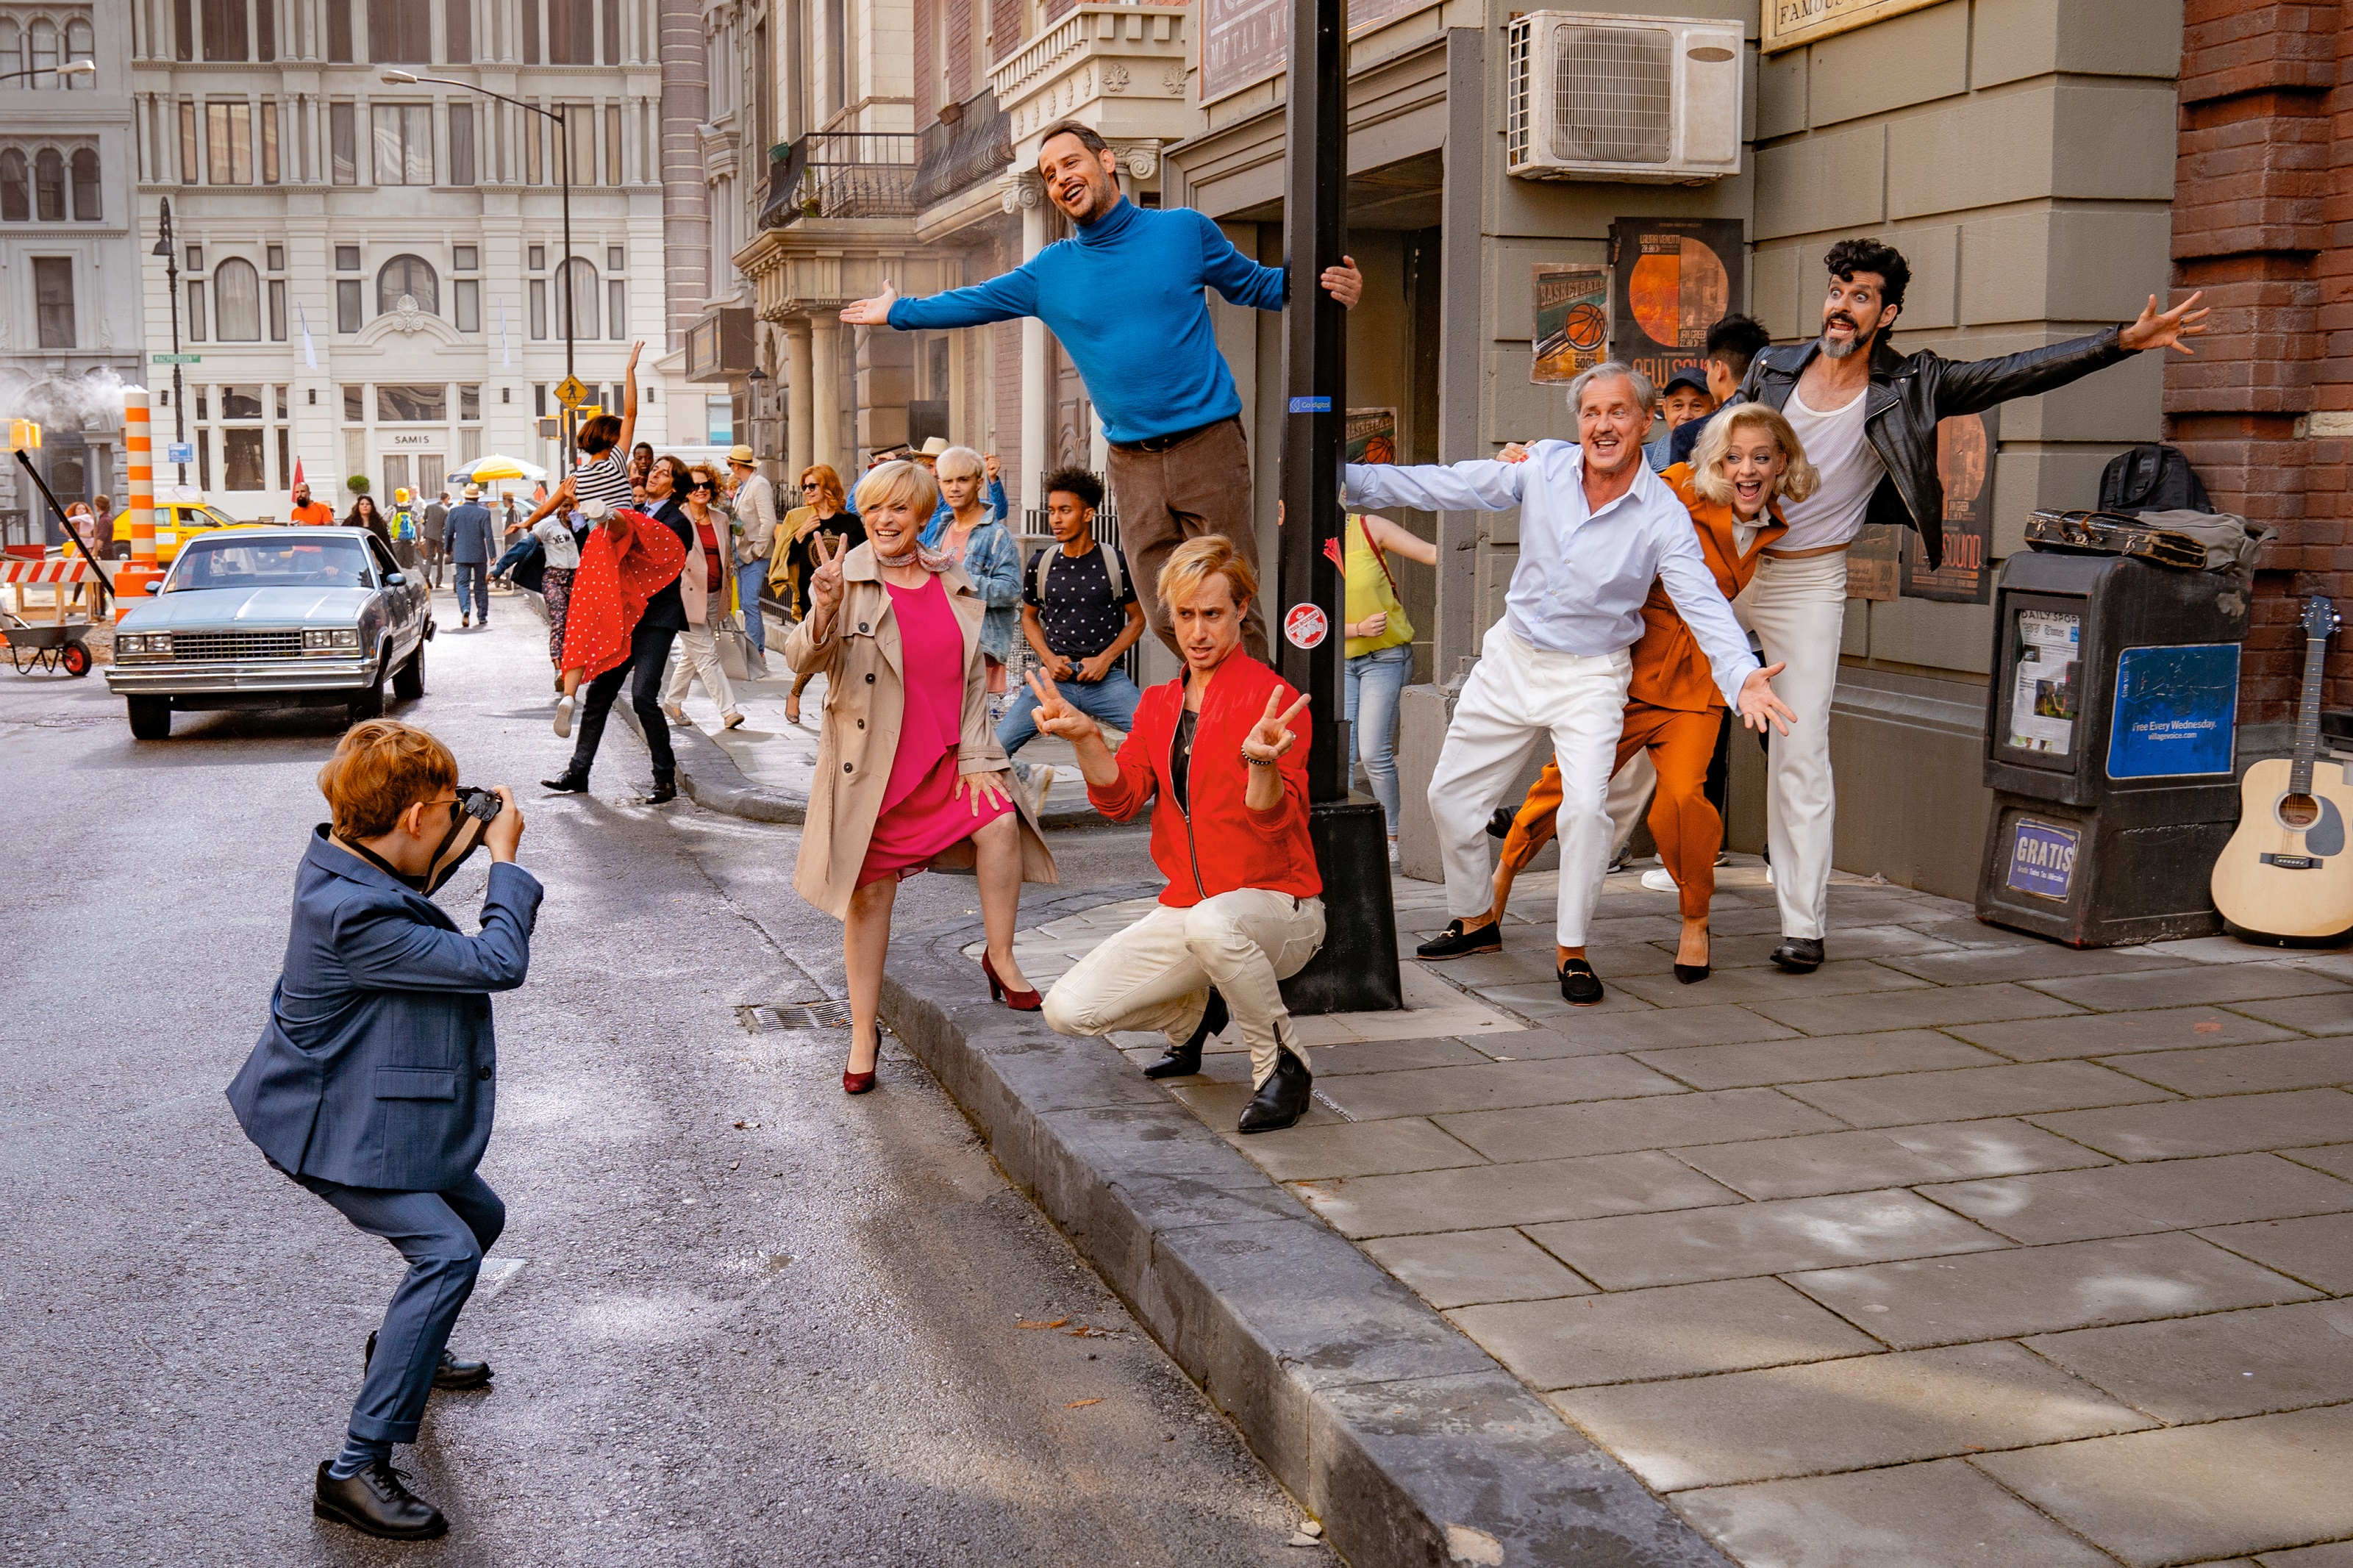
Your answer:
[917,437,949,458]
[726,444,757,465]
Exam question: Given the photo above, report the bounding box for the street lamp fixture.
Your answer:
[383,71,577,465]
[0,60,96,84]
[151,198,188,486]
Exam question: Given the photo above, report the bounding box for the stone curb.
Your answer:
[882,889,1735,1568]
[520,587,1102,829]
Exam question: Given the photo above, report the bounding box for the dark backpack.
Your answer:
[2098,444,2212,516]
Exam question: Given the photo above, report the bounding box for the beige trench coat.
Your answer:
[783,545,1057,919]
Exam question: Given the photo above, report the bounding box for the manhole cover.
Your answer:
[737,1000,854,1032]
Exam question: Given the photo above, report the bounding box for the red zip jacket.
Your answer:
[1087,654,1322,908]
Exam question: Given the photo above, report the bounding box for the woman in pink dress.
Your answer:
[785,461,1057,1093]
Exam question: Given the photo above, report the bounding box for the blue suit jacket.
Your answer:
[444,503,499,565]
[226,827,542,1192]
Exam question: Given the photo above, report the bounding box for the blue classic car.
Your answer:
[106,527,433,739]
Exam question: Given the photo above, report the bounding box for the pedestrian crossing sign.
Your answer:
[554,376,590,409]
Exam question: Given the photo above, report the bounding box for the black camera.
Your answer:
[420,786,507,894]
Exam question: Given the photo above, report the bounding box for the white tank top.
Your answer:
[1774,383,1885,552]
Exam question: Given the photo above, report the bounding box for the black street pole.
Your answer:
[557,105,575,469]
[1274,0,1402,1016]
[154,198,187,487]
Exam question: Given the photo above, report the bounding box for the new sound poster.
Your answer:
[1607,219,1743,393]
[1532,265,1610,384]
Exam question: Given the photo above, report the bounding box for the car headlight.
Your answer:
[303,629,363,651]
[118,633,166,656]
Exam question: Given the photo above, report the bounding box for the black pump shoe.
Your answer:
[1559,959,1605,1006]
[1144,989,1227,1079]
[1238,1046,1312,1134]
[365,1331,493,1391]
[313,1458,447,1541]
[1672,962,1710,984]
[1770,937,1825,973]
[1417,918,1502,961]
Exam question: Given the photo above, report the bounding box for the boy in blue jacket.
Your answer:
[226,720,539,1540]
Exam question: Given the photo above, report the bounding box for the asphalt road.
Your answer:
[0,598,1320,1566]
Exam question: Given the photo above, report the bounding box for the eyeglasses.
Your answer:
[801,481,821,490]
[688,482,713,493]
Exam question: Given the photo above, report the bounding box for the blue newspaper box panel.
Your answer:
[1977,551,2250,947]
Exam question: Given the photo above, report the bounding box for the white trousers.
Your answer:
[1433,623,1632,948]
[1043,889,1326,1088]
[1607,751,1657,856]
[663,620,738,718]
[1734,552,1848,939]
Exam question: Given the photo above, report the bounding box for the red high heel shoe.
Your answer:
[842,1028,879,1095]
[981,952,1043,1012]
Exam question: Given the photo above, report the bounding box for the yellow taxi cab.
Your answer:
[108,488,243,562]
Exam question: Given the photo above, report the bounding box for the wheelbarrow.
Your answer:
[3,609,93,676]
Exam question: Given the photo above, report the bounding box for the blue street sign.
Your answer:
[166,442,196,464]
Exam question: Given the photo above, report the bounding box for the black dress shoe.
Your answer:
[1485,806,1515,840]
[313,1458,447,1541]
[643,778,679,804]
[1416,918,1502,961]
[1559,959,1605,1006]
[365,1331,493,1391]
[1237,1047,1312,1134]
[1144,989,1227,1079]
[541,772,590,794]
[1770,937,1826,973]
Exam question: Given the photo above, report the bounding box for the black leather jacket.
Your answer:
[1736,327,2135,569]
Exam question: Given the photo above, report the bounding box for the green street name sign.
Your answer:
[151,353,202,364]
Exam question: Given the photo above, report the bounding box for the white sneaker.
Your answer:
[1030,764,1056,806]
[1765,863,1775,887]
[1641,867,1679,893]
[552,695,574,738]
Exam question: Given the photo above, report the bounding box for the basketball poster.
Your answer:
[1531,265,1610,384]
[1607,219,1745,393]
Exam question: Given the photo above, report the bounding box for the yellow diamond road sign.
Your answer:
[554,376,589,408]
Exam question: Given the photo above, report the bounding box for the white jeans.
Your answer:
[663,620,738,718]
[1043,889,1327,1088]
[1734,551,1848,939]
[1432,623,1632,948]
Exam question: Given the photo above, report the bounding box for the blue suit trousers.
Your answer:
[297,1173,504,1445]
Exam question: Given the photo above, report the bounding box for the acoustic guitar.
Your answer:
[2211,595,2353,942]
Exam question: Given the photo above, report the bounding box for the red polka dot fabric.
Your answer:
[560,509,686,680]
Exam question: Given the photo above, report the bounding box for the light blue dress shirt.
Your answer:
[1343,443,1762,708]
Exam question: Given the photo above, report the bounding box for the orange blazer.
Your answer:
[1628,464,1788,713]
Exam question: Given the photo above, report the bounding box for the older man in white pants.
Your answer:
[1344,363,1793,1006]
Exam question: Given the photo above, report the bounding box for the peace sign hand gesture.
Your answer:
[1242,687,1310,765]
[1023,669,1101,748]
[807,531,849,618]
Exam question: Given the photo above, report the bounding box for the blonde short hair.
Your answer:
[1688,404,1821,509]
[318,720,456,841]
[935,445,985,482]
[1157,534,1259,612]
[852,459,941,521]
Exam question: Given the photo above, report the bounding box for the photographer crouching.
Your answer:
[225,720,540,1540]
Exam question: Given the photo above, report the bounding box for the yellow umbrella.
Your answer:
[463,454,548,482]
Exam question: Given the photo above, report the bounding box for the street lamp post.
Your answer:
[151,198,188,487]
[1273,0,1402,1016]
[382,72,574,466]
[0,60,96,85]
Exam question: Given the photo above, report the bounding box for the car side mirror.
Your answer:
[384,571,408,587]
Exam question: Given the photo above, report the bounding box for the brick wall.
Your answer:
[2166,0,2352,723]
[914,0,936,123]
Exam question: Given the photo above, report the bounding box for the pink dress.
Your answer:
[857,575,1013,887]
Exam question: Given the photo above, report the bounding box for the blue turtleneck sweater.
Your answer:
[885,199,1288,444]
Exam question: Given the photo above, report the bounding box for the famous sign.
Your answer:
[1763,0,1945,53]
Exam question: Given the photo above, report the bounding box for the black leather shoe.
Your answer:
[1770,937,1826,973]
[1144,989,1227,1079]
[1416,918,1502,961]
[1485,806,1515,840]
[313,1458,447,1541]
[1672,962,1710,985]
[541,772,590,794]
[365,1331,493,1391]
[1237,1047,1312,1134]
[643,778,679,804]
[1559,959,1604,1006]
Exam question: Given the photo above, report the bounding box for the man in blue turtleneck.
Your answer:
[841,119,1362,665]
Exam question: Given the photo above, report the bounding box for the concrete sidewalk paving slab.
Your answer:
[2029,1089,2353,1160]
[2286,1143,2353,1180]
[2024,1299,2353,1422]
[1361,1228,1599,1310]
[1698,924,1962,968]
[1918,1152,2353,1245]
[2024,962,2351,1013]
[1525,1189,2009,1291]
[1945,1006,2300,1059]
[2261,1543,2353,1567]
[1313,1053,1688,1120]
[1612,960,1934,1010]
[1787,1233,2324,1349]
[1746,982,2085,1034]
[2098,1037,2353,1095]
[1448,1278,1882,1388]
[1874,942,2200,985]
[2196,1211,2353,1293]
[1628,1030,2003,1091]
[1670,1458,2118,1568]
[1971,1405,2353,1567]
[1777,1059,2175,1128]
[2226,992,2353,1033]
[1219,1117,1486,1182]
[1501,1004,1801,1054]
[1551,1341,2155,1492]
[1292,1150,1741,1240]
[1665,1120,2116,1202]
[1436,1086,1848,1163]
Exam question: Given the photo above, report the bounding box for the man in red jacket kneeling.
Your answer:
[1025,536,1324,1133]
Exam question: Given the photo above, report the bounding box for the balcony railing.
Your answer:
[760,132,919,226]
[913,88,1013,207]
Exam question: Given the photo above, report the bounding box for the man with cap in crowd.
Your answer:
[445,484,498,629]
[1645,372,1719,471]
[725,445,778,656]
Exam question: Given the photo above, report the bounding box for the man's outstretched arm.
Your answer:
[1199,211,1363,311]
[1936,290,2210,417]
[841,267,1043,330]
[1343,458,1527,515]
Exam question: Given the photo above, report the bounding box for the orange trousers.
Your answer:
[1495,704,1724,921]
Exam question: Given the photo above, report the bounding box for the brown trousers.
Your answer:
[1104,417,1271,666]
[1497,704,1724,921]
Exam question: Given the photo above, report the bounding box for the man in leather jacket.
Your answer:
[1729,237,2210,973]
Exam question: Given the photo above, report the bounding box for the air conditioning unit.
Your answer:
[1506,11,1743,184]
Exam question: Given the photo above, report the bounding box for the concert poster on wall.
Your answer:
[1901,406,1998,604]
[1846,526,1902,601]
[1531,265,1611,384]
[1346,409,1399,466]
[1607,219,1744,393]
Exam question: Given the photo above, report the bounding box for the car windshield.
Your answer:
[196,505,238,529]
[166,537,374,592]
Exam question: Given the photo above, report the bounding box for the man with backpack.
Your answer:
[993,468,1147,796]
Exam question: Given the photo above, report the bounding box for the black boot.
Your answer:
[1237,1046,1312,1134]
[1770,937,1825,973]
[365,1330,493,1391]
[643,774,679,805]
[313,1458,447,1541]
[1144,989,1227,1079]
[541,770,590,794]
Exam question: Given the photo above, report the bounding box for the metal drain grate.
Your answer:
[737,1000,854,1032]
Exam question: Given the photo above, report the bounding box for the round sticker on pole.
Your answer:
[1284,603,1329,651]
